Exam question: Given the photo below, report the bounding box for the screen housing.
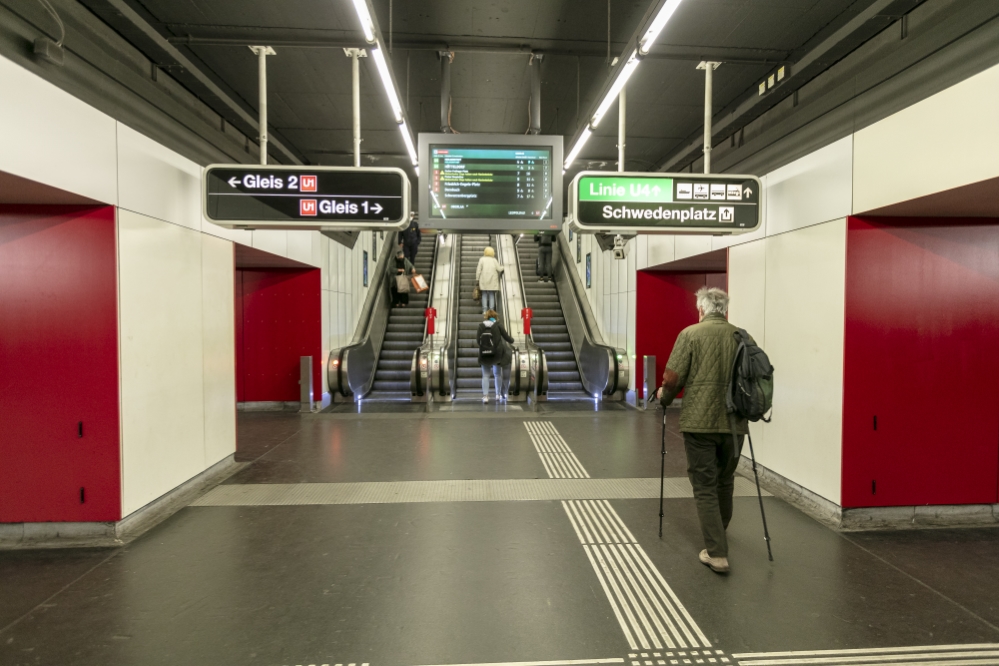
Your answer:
[418,133,563,233]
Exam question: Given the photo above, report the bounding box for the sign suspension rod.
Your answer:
[697,61,721,174]
[249,46,276,165]
[345,48,368,168]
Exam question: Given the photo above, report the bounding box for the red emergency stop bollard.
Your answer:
[521,307,533,335]
[425,307,437,335]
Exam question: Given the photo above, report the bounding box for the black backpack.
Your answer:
[727,329,774,422]
[479,325,497,357]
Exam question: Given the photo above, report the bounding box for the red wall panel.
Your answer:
[635,270,726,399]
[0,205,121,522]
[843,217,999,507]
[236,268,322,403]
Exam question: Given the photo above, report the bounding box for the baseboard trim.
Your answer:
[738,456,999,531]
[237,401,300,412]
[0,454,246,550]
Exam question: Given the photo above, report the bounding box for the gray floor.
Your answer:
[2,407,999,666]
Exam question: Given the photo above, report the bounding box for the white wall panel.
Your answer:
[118,211,207,515]
[646,236,675,268]
[853,63,999,213]
[202,219,254,246]
[766,137,852,236]
[252,230,288,258]
[0,55,117,204]
[200,234,236,466]
[674,235,713,261]
[636,235,649,270]
[117,123,202,231]
[759,219,847,505]
[287,230,316,266]
[727,239,767,347]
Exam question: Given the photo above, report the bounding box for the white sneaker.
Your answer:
[482,396,488,403]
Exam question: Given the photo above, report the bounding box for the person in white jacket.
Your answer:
[475,247,504,314]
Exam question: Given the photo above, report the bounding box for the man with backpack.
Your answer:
[657,287,754,574]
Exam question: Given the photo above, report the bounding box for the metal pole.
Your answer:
[249,46,276,164]
[440,51,452,132]
[529,54,542,135]
[697,61,720,174]
[352,50,361,167]
[618,84,626,172]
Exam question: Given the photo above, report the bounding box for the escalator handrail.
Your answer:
[419,234,442,341]
[444,234,463,398]
[505,234,547,395]
[554,232,626,395]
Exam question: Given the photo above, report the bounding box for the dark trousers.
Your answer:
[538,247,552,278]
[403,242,419,265]
[683,431,744,558]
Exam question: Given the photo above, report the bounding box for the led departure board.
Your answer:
[418,133,563,232]
[429,146,552,220]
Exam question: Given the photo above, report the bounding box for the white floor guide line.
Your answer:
[561,499,712,651]
[524,421,591,479]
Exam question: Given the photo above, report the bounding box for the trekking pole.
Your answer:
[746,430,774,561]
[659,408,666,538]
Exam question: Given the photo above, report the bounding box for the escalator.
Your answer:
[515,239,587,397]
[366,241,437,399]
[454,234,494,398]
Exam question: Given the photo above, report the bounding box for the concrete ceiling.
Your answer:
[108,0,915,180]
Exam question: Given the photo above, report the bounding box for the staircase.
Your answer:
[455,235,494,398]
[515,238,587,397]
[367,240,436,399]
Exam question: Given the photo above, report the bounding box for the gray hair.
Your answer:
[696,287,729,316]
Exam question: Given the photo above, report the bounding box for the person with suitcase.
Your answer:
[476,309,514,403]
[391,250,416,308]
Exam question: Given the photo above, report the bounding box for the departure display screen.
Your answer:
[428,145,553,220]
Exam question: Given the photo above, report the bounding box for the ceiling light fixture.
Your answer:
[350,0,375,43]
[590,51,639,128]
[563,0,685,171]
[370,47,404,122]
[639,0,684,55]
[348,0,419,171]
[563,127,593,170]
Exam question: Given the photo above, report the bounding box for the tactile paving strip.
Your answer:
[192,477,767,506]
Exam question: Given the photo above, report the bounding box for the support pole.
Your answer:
[529,54,542,135]
[249,46,276,165]
[696,61,721,174]
[440,51,452,133]
[344,48,367,167]
[618,84,626,172]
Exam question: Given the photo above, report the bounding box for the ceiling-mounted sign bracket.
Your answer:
[204,164,411,231]
[568,170,762,235]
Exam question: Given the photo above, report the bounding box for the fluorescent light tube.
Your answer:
[371,47,404,122]
[399,120,418,166]
[564,126,593,169]
[590,51,639,127]
[350,0,375,43]
[639,0,684,55]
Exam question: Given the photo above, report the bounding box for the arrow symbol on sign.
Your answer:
[652,185,661,195]
[371,203,383,214]
[744,186,752,197]
[228,177,240,187]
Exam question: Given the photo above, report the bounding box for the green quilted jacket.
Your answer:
[661,313,749,435]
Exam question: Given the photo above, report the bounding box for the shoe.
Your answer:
[482,396,488,404]
[698,549,730,573]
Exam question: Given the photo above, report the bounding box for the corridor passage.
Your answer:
[2,405,999,666]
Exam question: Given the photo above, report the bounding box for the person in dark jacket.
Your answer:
[534,233,554,281]
[391,250,416,308]
[399,216,421,265]
[476,309,515,403]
